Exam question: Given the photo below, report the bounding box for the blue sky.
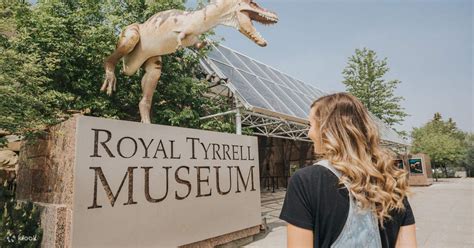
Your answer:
[188,0,473,133]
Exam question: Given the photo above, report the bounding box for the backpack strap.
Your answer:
[315,159,343,179]
[314,159,353,191]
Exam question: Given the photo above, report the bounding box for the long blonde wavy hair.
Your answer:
[310,92,409,226]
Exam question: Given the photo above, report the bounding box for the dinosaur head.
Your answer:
[237,0,278,47]
[232,0,279,47]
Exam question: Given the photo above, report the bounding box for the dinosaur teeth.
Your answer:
[258,13,278,23]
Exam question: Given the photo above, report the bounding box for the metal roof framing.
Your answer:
[199,44,409,148]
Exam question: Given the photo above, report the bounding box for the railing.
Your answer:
[260,176,290,193]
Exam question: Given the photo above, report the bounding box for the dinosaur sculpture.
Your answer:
[101,0,278,123]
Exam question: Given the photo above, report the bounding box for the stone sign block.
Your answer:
[407,153,433,186]
[17,116,261,247]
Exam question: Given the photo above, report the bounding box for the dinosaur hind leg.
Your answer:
[101,23,140,95]
[139,56,162,124]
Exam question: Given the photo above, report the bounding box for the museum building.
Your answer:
[198,44,412,191]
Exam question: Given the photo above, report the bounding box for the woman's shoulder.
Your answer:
[292,162,339,183]
[286,162,347,215]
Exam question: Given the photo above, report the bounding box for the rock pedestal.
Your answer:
[16,117,77,247]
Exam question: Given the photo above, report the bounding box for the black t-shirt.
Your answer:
[279,164,415,248]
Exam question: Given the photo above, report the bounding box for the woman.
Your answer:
[279,93,417,248]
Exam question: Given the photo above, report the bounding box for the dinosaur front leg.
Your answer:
[194,40,208,50]
[139,56,162,124]
[176,31,186,50]
[101,23,140,95]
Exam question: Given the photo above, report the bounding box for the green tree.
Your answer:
[0,0,234,144]
[0,1,66,145]
[411,113,467,177]
[342,48,408,129]
[460,133,474,177]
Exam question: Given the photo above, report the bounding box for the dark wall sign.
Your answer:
[409,158,424,174]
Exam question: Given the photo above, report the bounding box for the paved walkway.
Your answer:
[410,178,473,248]
[245,178,474,248]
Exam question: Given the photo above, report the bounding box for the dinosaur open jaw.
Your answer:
[239,23,267,47]
[241,2,278,25]
[238,5,278,47]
